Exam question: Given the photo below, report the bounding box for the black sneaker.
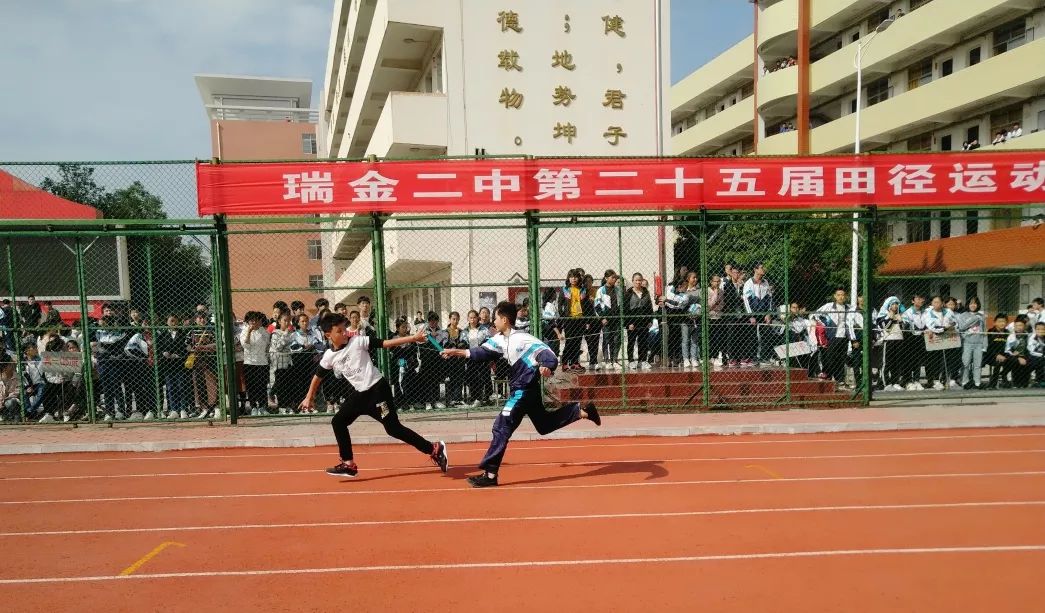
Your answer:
[431,441,449,474]
[585,402,601,426]
[467,473,498,488]
[326,462,358,478]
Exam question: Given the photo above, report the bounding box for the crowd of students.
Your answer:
[1,273,1042,423]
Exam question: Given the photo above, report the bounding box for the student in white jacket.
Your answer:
[923,295,957,390]
[240,311,271,416]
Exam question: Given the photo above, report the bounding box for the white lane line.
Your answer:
[3,501,1043,537]
[2,545,1044,584]
[3,470,1044,506]
[4,448,1044,481]
[3,431,1044,464]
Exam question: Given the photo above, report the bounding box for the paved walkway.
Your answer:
[1,396,1042,455]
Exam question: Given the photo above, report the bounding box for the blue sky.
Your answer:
[0,1,752,162]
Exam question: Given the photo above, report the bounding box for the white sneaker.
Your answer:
[425,403,434,411]
[470,400,482,407]
[63,414,72,422]
[612,362,622,370]
[279,408,289,415]
[144,411,155,420]
[640,361,652,370]
[905,383,919,391]
[435,402,446,409]
[489,394,502,401]
[628,361,638,369]
[932,381,945,390]
[179,410,189,419]
[593,363,603,371]
[103,414,113,422]
[38,413,55,423]
[947,380,959,389]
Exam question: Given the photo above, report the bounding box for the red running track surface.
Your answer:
[1,427,1044,612]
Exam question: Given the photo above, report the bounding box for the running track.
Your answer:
[2,427,1044,611]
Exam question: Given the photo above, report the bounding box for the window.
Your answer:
[308,275,323,290]
[307,239,322,260]
[740,83,754,100]
[965,282,978,301]
[940,135,952,151]
[939,211,951,239]
[850,98,858,114]
[907,132,932,152]
[940,284,951,300]
[867,78,890,106]
[966,125,980,143]
[851,32,860,43]
[907,216,931,243]
[966,210,979,235]
[941,58,953,77]
[867,7,890,31]
[907,58,932,90]
[991,105,1023,133]
[968,47,981,66]
[910,0,932,9]
[993,19,1027,55]
[301,133,317,155]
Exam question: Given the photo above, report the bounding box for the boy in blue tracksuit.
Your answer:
[441,301,601,487]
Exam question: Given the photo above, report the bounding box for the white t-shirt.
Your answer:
[318,335,382,392]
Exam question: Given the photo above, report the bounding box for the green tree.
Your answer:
[41,164,212,318]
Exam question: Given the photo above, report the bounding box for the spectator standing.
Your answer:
[595,270,622,370]
[923,296,958,390]
[815,288,855,388]
[721,264,747,368]
[92,304,128,420]
[187,311,219,418]
[706,275,725,368]
[388,317,420,410]
[958,297,987,390]
[743,263,774,366]
[445,311,467,406]
[419,312,449,410]
[268,313,295,413]
[158,314,189,419]
[240,311,271,416]
[623,273,653,370]
[464,310,493,406]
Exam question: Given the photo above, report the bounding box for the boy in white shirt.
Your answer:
[301,313,448,478]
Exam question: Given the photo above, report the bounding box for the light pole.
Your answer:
[851,17,893,306]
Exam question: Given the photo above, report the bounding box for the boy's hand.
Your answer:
[539,366,553,377]
[413,329,427,343]
[298,398,314,412]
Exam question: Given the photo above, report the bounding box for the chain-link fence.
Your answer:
[1,159,1041,426]
[871,210,1045,398]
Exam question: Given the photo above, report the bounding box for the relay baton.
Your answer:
[427,334,445,352]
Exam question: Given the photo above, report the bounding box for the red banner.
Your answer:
[197,152,1045,216]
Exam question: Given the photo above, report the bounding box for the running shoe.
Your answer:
[467,473,498,488]
[431,441,449,473]
[326,462,358,478]
[585,402,601,426]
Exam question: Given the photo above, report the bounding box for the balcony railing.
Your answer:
[206,104,318,123]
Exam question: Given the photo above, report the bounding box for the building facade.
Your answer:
[671,0,1045,313]
[195,74,327,316]
[319,0,671,321]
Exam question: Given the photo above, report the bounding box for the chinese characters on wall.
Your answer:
[494,9,629,147]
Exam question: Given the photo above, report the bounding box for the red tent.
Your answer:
[0,169,101,219]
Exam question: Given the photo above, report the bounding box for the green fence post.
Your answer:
[618,226,628,411]
[861,208,875,405]
[370,213,389,377]
[144,239,164,418]
[4,239,27,421]
[526,211,542,340]
[698,210,710,409]
[72,238,97,424]
[213,214,238,424]
[783,228,792,404]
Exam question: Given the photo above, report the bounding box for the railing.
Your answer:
[207,105,319,123]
